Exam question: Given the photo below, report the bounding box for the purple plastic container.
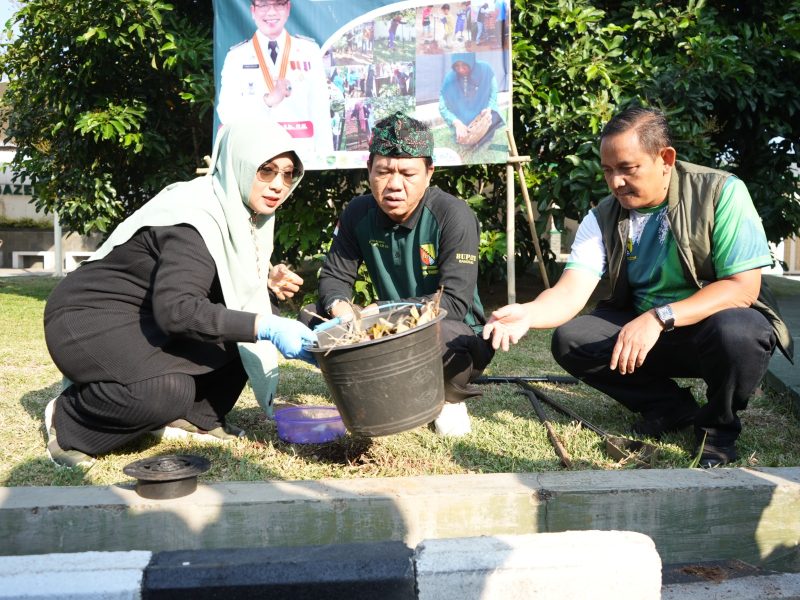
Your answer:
[275,406,346,444]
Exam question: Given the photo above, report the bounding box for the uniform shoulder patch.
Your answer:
[291,34,322,50]
[229,38,252,51]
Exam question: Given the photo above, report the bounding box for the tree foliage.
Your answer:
[1,0,798,272]
[298,0,800,277]
[509,0,800,251]
[0,0,214,234]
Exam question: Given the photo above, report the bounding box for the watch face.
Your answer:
[656,305,675,329]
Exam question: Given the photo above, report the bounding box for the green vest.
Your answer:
[592,160,793,361]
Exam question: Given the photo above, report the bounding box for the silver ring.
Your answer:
[286,84,292,92]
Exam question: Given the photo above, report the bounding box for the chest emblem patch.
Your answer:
[420,244,436,266]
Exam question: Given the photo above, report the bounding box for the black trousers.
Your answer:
[551,306,776,445]
[439,318,495,403]
[54,360,248,455]
[300,304,494,403]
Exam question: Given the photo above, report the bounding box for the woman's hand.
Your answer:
[256,314,317,364]
[268,264,303,301]
[454,120,469,144]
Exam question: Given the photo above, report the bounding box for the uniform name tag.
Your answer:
[279,121,315,138]
[243,64,259,69]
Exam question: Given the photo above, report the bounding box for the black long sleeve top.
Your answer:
[44,225,258,384]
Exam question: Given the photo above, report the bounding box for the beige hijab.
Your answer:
[88,120,304,416]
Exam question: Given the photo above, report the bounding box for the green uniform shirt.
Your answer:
[626,177,771,313]
[319,186,486,333]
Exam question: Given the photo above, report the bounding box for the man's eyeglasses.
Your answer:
[256,164,301,187]
[252,0,290,9]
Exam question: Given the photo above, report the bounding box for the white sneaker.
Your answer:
[151,418,245,443]
[434,401,472,437]
[44,397,96,469]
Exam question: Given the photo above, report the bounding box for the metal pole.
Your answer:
[53,212,63,277]
[506,160,515,303]
[505,11,515,304]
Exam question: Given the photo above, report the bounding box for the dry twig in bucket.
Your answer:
[321,292,442,353]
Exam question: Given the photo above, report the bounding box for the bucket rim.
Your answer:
[309,307,446,354]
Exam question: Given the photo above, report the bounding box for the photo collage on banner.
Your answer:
[213,0,511,169]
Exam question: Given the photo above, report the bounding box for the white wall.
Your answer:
[0,152,47,223]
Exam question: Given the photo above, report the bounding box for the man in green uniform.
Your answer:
[310,112,494,436]
[484,107,793,467]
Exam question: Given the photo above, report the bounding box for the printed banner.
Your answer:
[213,0,512,169]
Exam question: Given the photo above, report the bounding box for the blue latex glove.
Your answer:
[256,315,317,365]
[313,317,344,333]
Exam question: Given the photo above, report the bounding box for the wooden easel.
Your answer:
[506,128,551,292]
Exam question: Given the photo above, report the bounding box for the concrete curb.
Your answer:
[2,540,798,600]
[0,550,151,599]
[3,469,798,570]
[0,532,663,600]
[766,353,800,418]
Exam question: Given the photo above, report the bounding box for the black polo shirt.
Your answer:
[319,186,486,333]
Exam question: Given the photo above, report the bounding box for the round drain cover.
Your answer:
[123,454,211,499]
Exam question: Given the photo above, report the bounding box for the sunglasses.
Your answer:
[252,0,290,9]
[256,164,302,187]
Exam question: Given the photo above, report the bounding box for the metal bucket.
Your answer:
[309,306,446,437]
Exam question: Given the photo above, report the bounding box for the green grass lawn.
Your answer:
[2,273,798,488]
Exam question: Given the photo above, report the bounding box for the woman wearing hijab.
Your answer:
[438,52,504,149]
[43,120,316,468]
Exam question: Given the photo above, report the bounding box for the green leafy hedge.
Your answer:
[1,0,798,276]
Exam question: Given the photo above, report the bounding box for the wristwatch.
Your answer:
[326,298,345,315]
[654,304,675,332]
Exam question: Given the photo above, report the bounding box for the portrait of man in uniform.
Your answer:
[216,0,333,167]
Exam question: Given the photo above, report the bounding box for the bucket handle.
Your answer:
[375,301,423,311]
[310,301,425,337]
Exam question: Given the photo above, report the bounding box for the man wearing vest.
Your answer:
[483,107,793,467]
[216,0,333,168]
[307,112,495,437]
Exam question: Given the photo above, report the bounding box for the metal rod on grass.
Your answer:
[520,381,658,466]
[475,375,579,385]
[518,387,572,468]
[518,380,607,437]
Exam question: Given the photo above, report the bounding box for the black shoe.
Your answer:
[696,442,738,468]
[444,382,484,403]
[631,403,697,440]
[45,397,97,469]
